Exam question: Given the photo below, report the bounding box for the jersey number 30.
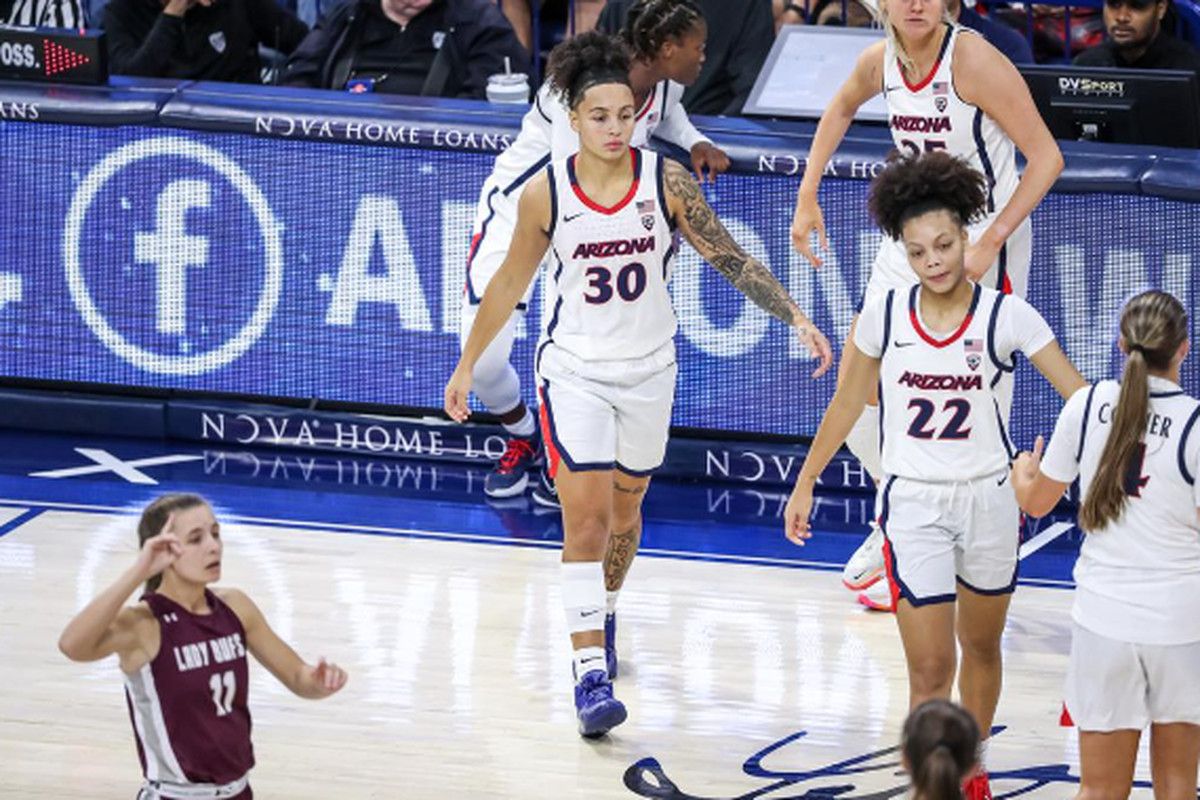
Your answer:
[584,262,647,304]
[907,398,972,440]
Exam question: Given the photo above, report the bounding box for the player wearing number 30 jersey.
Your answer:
[784,153,1084,800]
[446,32,830,739]
[58,494,348,800]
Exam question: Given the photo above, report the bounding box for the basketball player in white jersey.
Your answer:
[446,31,830,737]
[1012,290,1200,800]
[59,493,348,799]
[462,0,729,502]
[788,0,1063,605]
[783,152,1083,800]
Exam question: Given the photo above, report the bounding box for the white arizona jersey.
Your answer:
[883,25,1019,219]
[855,284,1054,481]
[1041,377,1200,645]
[538,148,676,363]
[484,80,707,207]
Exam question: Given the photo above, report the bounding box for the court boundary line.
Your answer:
[0,507,43,540]
[0,498,1075,589]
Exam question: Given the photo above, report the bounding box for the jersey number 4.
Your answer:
[209,670,236,717]
[584,262,646,304]
[1123,442,1151,497]
[907,398,972,440]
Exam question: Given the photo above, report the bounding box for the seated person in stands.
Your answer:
[949,0,1033,64]
[280,0,528,98]
[1075,0,1200,76]
[103,0,308,83]
[499,0,605,54]
[777,0,1031,64]
[596,0,775,116]
[2,0,86,27]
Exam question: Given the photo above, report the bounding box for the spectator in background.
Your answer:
[773,0,806,32]
[596,0,774,116]
[104,0,307,81]
[1075,0,1200,77]
[808,0,874,26]
[499,0,605,54]
[949,0,1033,64]
[281,0,528,97]
[2,0,86,27]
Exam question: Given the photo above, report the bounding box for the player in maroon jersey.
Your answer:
[59,493,348,799]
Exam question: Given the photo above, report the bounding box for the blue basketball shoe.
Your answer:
[484,434,542,498]
[531,466,560,509]
[605,612,618,679]
[574,670,627,738]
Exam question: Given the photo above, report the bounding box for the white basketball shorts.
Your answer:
[879,471,1020,606]
[1066,622,1200,731]
[536,341,676,477]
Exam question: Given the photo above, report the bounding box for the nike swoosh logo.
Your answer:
[884,84,902,94]
[894,341,915,348]
[997,473,1009,487]
[564,212,585,222]
[581,609,600,617]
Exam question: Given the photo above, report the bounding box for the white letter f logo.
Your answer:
[134,179,211,334]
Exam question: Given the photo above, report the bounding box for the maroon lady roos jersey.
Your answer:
[124,590,254,787]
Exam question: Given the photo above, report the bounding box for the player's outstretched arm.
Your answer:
[1028,341,1086,400]
[220,588,348,700]
[954,35,1063,281]
[58,515,177,670]
[663,159,833,378]
[790,41,884,267]
[445,174,553,422]
[783,345,880,545]
[1011,435,1071,517]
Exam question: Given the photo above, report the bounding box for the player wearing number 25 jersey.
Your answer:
[786,153,1083,800]
[58,494,348,800]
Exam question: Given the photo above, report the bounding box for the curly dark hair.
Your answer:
[867,151,989,241]
[545,31,632,109]
[621,0,705,61]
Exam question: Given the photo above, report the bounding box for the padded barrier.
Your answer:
[2,78,1199,197]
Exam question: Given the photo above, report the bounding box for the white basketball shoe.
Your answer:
[842,523,886,591]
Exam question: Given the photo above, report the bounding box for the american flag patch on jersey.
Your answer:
[965,338,983,371]
[932,81,948,95]
[637,199,656,230]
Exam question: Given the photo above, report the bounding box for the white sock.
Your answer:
[562,561,605,635]
[606,590,620,615]
[503,407,536,438]
[573,646,607,681]
[844,403,882,482]
[978,737,991,771]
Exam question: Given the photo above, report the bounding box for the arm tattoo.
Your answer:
[664,161,800,325]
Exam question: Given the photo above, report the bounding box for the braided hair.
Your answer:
[545,31,632,109]
[621,0,705,61]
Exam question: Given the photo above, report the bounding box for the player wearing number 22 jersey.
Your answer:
[785,152,1083,800]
